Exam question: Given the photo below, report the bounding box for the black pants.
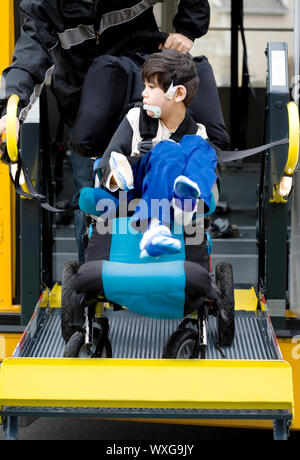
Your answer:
[189,56,230,149]
[70,53,230,157]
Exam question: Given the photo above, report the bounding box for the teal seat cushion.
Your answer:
[102,218,186,318]
[74,217,211,319]
[102,260,186,319]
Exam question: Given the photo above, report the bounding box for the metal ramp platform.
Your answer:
[15,307,279,361]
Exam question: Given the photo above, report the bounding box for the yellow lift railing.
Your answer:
[271,101,300,203]
[6,94,19,162]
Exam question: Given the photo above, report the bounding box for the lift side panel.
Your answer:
[0,334,21,362]
[0,0,16,312]
[0,0,15,74]
[279,339,300,430]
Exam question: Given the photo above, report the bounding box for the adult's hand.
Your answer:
[0,114,20,145]
[159,33,194,54]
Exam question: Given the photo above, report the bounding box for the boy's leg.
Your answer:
[179,135,217,209]
[130,140,187,228]
[172,175,201,226]
[129,140,189,258]
[71,152,94,265]
[188,56,230,150]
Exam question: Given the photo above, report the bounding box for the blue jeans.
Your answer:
[128,136,217,226]
[71,152,93,264]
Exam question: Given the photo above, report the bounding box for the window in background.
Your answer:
[191,0,294,87]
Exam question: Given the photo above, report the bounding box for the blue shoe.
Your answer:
[140,224,181,258]
[109,152,134,191]
[172,175,200,225]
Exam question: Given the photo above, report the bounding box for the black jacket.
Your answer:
[97,105,202,186]
[0,0,210,126]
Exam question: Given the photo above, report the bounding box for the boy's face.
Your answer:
[142,77,171,119]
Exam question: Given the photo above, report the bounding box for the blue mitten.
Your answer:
[79,187,119,216]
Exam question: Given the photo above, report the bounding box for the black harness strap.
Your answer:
[138,107,198,155]
[138,105,159,155]
[7,153,65,213]
[169,113,199,142]
[213,137,289,163]
[137,107,289,164]
[0,110,291,214]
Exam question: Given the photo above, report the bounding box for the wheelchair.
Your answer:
[61,32,234,359]
[61,216,235,360]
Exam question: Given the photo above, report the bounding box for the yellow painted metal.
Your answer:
[234,288,258,311]
[269,184,288,204]
[0,334,22,362]
[155,339,300,432]
[270,101,300,203]
[285,102,300,176]
[49,283,61,308]
[0,0,16,312]
[95,301,104,318]
[39,284,62,308]
[0,159,16,311]
[0,304,21,315]
[20,180,35,200]
[39,288,50,308]
[0,358,294,419]
[0,0,15,76]
[278,339,300,430]
[258,290,268,312]
[6,95,19,162]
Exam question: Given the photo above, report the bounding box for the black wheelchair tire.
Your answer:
[63,331,84,357]
[63,331,112,358]
[61,260,80,342]
[162,327,199,359]
[215,262,235,346]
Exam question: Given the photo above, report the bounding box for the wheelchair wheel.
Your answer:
[162,328,201,359]
[63,331,112,358]
[61,260,79,342]
[215,262,235,346]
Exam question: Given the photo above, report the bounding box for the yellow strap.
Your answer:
[285,101,299,175]
[6,94,19,162]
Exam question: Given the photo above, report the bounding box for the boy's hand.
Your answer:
[0,114,20,145]
[159,33,194,54]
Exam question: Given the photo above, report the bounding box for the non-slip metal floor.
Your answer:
[18,308,280,361]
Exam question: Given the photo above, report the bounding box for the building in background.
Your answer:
[156,0,295,88]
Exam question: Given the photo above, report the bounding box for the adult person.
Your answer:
[0,0,228,264]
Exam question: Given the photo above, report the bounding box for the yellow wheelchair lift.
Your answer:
[0,0,299,440]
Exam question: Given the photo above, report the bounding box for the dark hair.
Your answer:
[142,49,199,107]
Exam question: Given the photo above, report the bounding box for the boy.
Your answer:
[80,49,218,258]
